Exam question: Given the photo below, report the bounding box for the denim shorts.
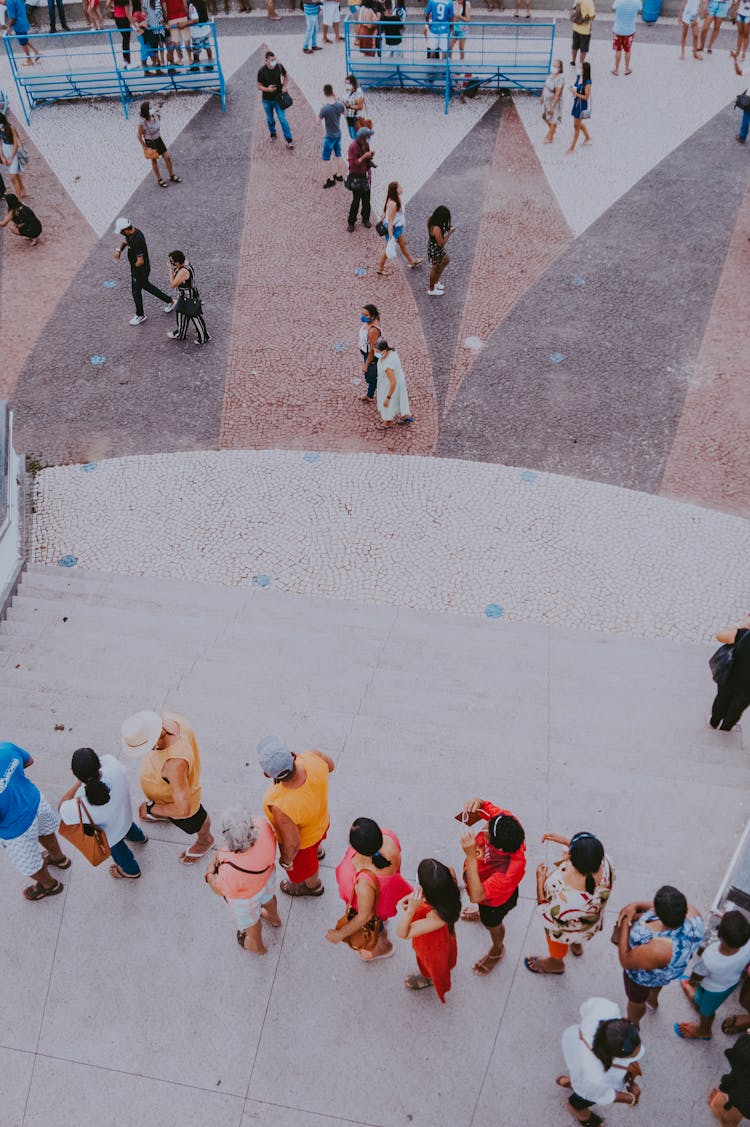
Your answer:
[708,0,729,14]
[322,134,342,161]
[229,870,277,930]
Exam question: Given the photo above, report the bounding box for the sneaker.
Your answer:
[129,314,147,325]
[323,178,336,188]
[347,223,356,232]
[737,135,747,143]
[286,139,294,149]
[312,45,323,50]
[167,329,181,339]
[362,220,372,228]
[427,288,444,297]
[334,174,343,182]
[269,133,277,140]
[163,299,177,313]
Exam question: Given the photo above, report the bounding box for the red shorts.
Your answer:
[286,833,326,883]
[613,32,634,51]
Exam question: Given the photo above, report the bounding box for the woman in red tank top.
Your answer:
[398,858,461,1002]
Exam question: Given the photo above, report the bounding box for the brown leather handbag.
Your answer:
[335,870,382,951]
[58,797,111,866]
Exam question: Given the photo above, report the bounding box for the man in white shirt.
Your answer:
[676,910,750,1040]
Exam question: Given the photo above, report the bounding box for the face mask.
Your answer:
[267,59,277,67]
[360,315,370,323]
[374,351,382,358]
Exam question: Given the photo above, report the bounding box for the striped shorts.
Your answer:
[1,797,60,876]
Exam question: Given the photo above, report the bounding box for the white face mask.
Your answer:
[267,58,277,67]
[374,351,383,358]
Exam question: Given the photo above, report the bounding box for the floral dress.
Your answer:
[539,855,614,947]
[541,70,564,124]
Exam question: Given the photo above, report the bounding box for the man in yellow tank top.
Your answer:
[258,735,335,897]
[121,710,214,864]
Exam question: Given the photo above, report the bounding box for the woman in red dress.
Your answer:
[397,858,461,1003]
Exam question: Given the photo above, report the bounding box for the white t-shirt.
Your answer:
[60,754,133,845]
[694,939,750,993]
[561,997,645,1106]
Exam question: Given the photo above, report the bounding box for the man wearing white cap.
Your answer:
[258,735,334,897]
[121,710,214,864]
[113,217,175,326]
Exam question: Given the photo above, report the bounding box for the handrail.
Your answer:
[0,403,27,624]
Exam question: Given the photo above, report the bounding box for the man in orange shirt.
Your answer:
[460,796,527,976]
[258,735,335,897]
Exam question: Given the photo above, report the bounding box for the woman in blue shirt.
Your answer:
[568,61,591,154]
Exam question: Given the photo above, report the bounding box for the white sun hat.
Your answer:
[121,710,163,757]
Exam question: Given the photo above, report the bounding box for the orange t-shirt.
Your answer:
[263,750,330,849]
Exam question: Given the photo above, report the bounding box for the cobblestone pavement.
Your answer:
[0,18,748,516]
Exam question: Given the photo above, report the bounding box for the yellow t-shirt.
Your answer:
[139,711,202,816]
[263,750,330,849]
[573,0,595,33]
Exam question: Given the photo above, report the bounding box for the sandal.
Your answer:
[23,880,63,901]
[169,175,182,182]
[474,952,504,975]
[179,841,214,864]
[359,945,395,962]
[581,1116,603,1127]
[722,1014,750,1036]
[376,270,389,276]
[316,845,326,860]
[42,852,71,870]
[373,422,394,431]
[408,259,423,268]
[109,864,141,880]
[405,974,433,990]
[141,809,170,823]
[280,878,324,896]
[460,905,480,921]
[556,1076,572,1089]
[236,929,247,949]
[524,955,564,975]
[570,942,583,957]
[157,178,168,188]
[674,1021,711,1041]
[398,416,414,425]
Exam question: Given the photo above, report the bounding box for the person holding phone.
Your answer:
[397,859,461,1001]
[459,797,526,976]
[427,205,455,296]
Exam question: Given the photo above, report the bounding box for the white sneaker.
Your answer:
[167,329,180,339]
[163,299,177,313]
[427,288,444,297]
[129,314,147,325]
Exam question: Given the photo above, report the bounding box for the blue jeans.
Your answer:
[740,108,750,141]
[303,4,319,48]
[263,98,292,142]
[110,822,147,876]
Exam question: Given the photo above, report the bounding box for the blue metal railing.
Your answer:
[344,18,555,112]
[2,25,226,123]
[0,403,9,532]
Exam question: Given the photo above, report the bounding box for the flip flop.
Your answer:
[359,946,395,962]
[722,1015,750,1036]
[109,864,141,880]
[180,842,214,864]
[460,905,480,921]
[674,1022,711,1040]
[141,809,171,823]
[280,878,324,896]
[474,952,504,975]
[42,852,71,870]
[316,845,326,860]
[23,880,63,901]
[405,974,433,990]
[524,955,564,975]
[237,929,247,949]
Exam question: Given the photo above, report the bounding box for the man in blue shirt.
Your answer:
[611,0,642,74]
[0,742,70,900]
[4,0,42,66]
[425,0,454,58]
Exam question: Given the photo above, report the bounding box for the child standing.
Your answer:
[676,910,750,1041]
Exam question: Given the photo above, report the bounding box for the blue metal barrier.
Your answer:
[2,25,226,123]
[344,18,554,112]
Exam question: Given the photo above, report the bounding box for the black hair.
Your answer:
[349,817,390,869]
[169,250,186,264]
[427,205,451,233]
[489,812,525,853]
[5,193,20,211]
[591,1019,640,1072]
[581,61,591,85]
[362,303,379,319]
[653,885,688,929]
[719,910,750,950]
[569,832,605,895]
[323,83,334,96]
[0,114,12,144]
[726,1032,750,1074]
[418,858,461,934]
[384,180,401,208]
[265,49,275,57]
[375,338,391,352]
[139,100,151,119]
[71,747,111,806]
[345,73,358,87]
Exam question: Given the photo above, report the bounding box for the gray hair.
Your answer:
[219,806,259,853]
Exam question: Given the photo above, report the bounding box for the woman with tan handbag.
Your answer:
[326,817,412,962]
[137,101,181,190]
[59,747,147,880]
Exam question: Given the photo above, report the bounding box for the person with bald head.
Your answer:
[121,710,213,864]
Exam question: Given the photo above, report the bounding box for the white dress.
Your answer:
[376,349,411,422]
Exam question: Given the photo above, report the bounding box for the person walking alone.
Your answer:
[137,101,181,189]
[113,217,176,326]
[347,124,375,231]
[567,61,592,153]
[318,84,346,188]
[376,180,421,274]
[166,249,210,344]
[427,204,455,296]
[611,0,641,74]
[256,50,294,148]
[709,615,750,731]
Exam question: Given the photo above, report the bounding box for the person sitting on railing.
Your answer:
[188,0,213,69]
[425,0,454,60]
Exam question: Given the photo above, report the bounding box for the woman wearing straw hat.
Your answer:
[121,710,214,864]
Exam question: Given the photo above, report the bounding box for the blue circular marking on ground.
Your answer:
[103,280,118,288]
[571,276,587,287]
[484,603,504,619]
[333,342,348,352]
[90,355,106,366]
[303,453,321,463]
[81,463,98,473]
[520,470,537,482]
[57,555,78,568]
[548,352,566,364]
[354,267,368,277]
[252,574,271,588]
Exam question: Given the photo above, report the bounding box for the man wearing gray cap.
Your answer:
[346,125,375,233]
[258,736,334,897]
[114,217,176,326]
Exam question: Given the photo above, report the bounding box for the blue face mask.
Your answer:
[360,315,370,323]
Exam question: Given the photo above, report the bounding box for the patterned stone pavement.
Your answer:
[0,15,748,515]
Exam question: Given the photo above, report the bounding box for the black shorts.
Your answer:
[170,804,208,835]
[478,887,519,928]
[569,1093,595,1111]
[571,29,591,51]
[145,135,167,156]
[623,969,652,1004]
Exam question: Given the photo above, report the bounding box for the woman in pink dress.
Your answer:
[326,817,412,961]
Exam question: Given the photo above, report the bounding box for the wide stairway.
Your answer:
[2,564,748,1127]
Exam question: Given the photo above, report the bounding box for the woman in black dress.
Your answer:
[0,192,41,244]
